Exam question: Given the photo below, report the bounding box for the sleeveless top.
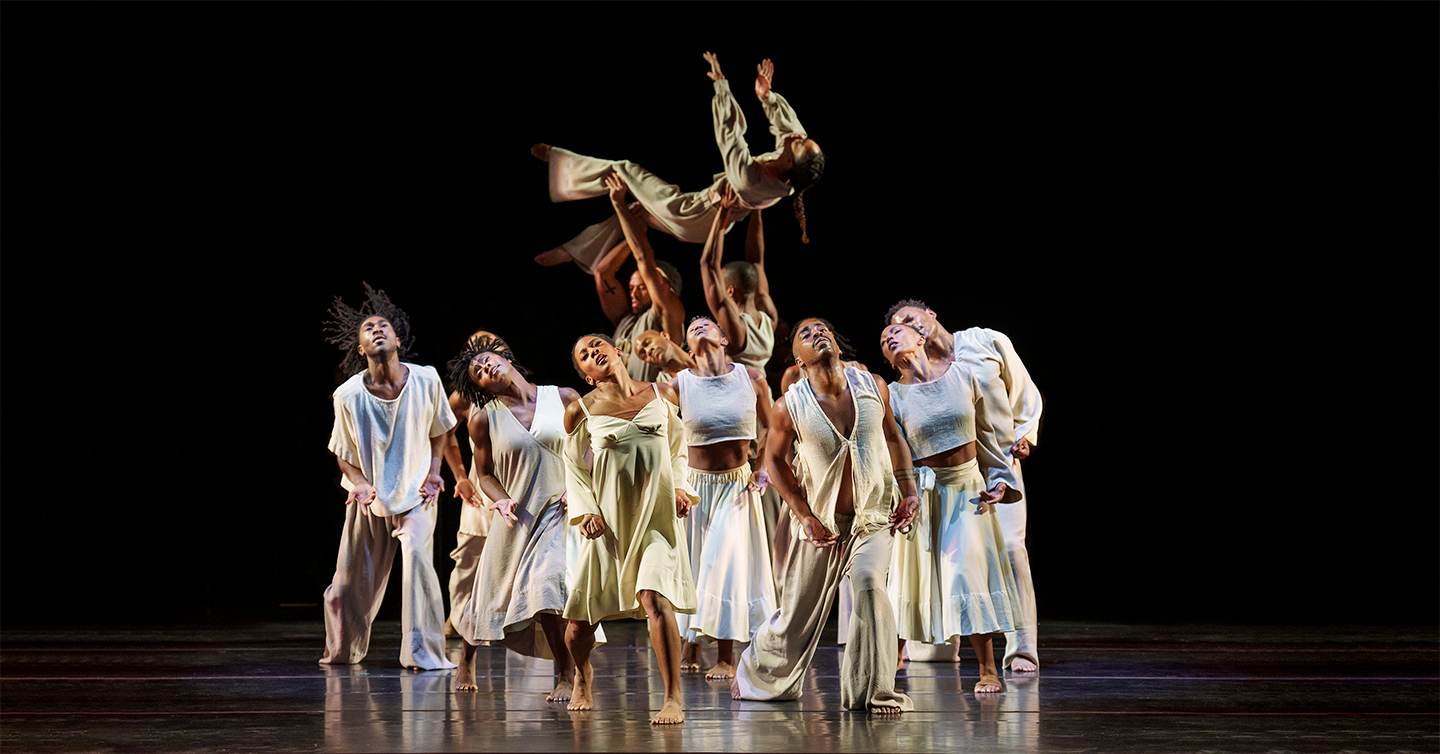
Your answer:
[614,307,663,383]
[785,367,894,536]
[887,362,979,461]
[734,311,775,372]
[673,362,757,447]
[483,385,567,508]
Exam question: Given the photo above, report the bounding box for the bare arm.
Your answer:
[762,396,836,547]
[593,240,632,327]
[875,378,919,533]
[445,391,480,505]
[700,185,747,354]
[749,367,772,467]
[336,455,376,508]
[745,210,778,323]
[606,173,685,343]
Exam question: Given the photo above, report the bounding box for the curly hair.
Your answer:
[790,316,857,362]
[883,298,932,327]
[323,282,416,375]
[682,314,728,353]
[447,334,530,408]
[570,333,618,381]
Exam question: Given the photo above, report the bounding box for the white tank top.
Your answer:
[734,311,775,371]
[887,362,978,461]
[673,363,756,446]
[786,367,894,536]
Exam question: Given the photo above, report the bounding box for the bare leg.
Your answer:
[896,638,907,671]
[455,639,479,691]
[639,590,684,725]
[968,634,1002,693]
[681,641,702,672]
[564,620,597,711]
[705,639,735,680]
[538,613,575,701]
[531,143,551,163]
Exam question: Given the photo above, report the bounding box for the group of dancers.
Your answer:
[317,53,1043,725]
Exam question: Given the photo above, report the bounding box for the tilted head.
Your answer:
[879,323,927,371]
[571,333,622,386]
[721,260,759,302]
[786,137,825,192]
[885,299,940,340]
[323,282,415,375]
[633,329,671,366]
[448,334,529,407]
[627,260,683,316]
[684,315,729,354]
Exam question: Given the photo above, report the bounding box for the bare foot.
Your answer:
[871,705,904,716]
[651,699,684,725]
[454,663,477,692]
[974,673,1003,694]
[531,143,551,163]
[568,663,593,711]
[680,644,702,672]
[704,661,735,680]
[1010,657,1038,673]
[547,678,573,702]
[534,248,571,267]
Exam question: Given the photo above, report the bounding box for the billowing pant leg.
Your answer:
[839,529,913,712]
[447,532,486,630]
[321,503,398,665]
[734,518,851,702]
[998,460,1038,668]
[392,502,456,670]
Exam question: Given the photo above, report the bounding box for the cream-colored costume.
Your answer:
[455,386,570,657]
[562,390,698,623]
[323,363,457,670]
[734,311,776,373]
[545,80,806,272]
[671,364,777,644]
[888,362,1023,650]
[614,308,664,383]
[953,328,1043,669]
[734,368,912,711]
[446,437,491,633]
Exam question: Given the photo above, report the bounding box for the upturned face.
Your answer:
[358,316,396,358]
[879,324,925,369]
[633,330,668,366]
[628,271,652,315]
[573,336,622,384]
[889,306,939,340]
[776,134,821,172]
[468,351,513,392]
[792,318,837,366]
[685,317,727,353]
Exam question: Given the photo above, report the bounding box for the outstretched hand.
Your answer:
[755,59,774,100]
[345,481,377,510]
[490,498,520,528]
[703,51,724,81]
[975,483,1007,516]
[603,171,628,204]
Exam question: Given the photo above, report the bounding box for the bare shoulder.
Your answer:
[656,380,680,405]
[744,366,765,382]
[468,403,490,435]
[557,386,582,406]
[449,389,472,419]
[564,397,589,433]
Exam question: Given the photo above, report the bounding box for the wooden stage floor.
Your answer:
[1,620,1435,752]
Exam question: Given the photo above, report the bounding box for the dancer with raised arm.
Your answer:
[440,328,500,639]
[563,334,697,725]
[887,300,1044,673]
[447,335,583,701]
[320,284,456,671]
[590,175,686,382]
[700,188,779,373]
[879,322,1023,693]
[732,318,918,714]
[532,53,824,271]
[666,315,775,679]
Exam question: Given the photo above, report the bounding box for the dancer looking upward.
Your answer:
[591,175,686,383]
[320,284,456,671]
[880,323,1023,693]
[733,318,917,714]
[441,328,501,639]
[666,315,775,679]
[448,335,582,701]
[887,301,1044,673]
[533,52,824,271]
[700,188,779,373]
[563,334,697,725]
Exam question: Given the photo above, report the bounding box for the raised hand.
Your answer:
[755,58,774,100]
[603,171,628,205]
[489,498,520,528]
[718,182,740,212]
[703,51,725,82]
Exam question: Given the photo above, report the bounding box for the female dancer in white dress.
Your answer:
[448,336,583,701]
[667,315,775,679]
[563,334,697,725]
[879,323,1023,693]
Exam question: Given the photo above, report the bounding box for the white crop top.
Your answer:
[673,362,757,446]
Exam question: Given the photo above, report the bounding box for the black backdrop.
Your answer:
[4,4,1435,627]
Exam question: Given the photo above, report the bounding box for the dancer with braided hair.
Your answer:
[447,335,584,701]
[533,52,824,271]
[320,283,457,671]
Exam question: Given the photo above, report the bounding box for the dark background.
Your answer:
[4,4,1435,628]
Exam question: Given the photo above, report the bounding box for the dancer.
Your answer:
[733,318,918,713]
[667,315,775,679]
[320,284,456,671]
[446,335,582,700]
[887,301,1044,673]
[563,334,697,725]
[633,328,696,384]
[880,323,1023,693]
[440,328,500,639]
[532,52,824,271]
[700,189,779,373]
[590,175,686,382]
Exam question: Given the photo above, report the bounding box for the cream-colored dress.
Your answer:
[562,390,698,623]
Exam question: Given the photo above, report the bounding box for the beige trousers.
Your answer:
[446,531,485,630]
[999,461,1038,668]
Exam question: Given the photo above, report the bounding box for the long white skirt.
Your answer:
[676,466,777,643]
[890,460,1021,645]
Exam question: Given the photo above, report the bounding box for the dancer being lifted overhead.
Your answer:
[533,53,824,271]
[448,335,583,701]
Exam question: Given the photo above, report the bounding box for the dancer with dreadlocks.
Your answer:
[447,335,584,700]
[532,52,823,271]
[887,300,1044,673]
[320,283,457,671]
[440,328,500,639]
[564,333,697,724]
[733,318,917,714]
